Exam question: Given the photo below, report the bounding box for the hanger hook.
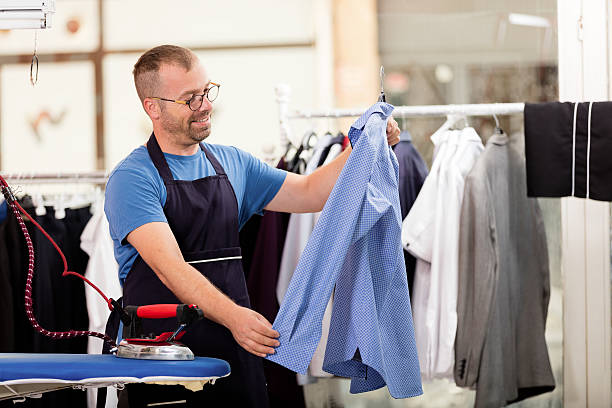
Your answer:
[30,30,39,86]
[378,66,386,102]
[493,113,500,129]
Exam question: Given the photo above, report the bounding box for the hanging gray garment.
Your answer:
[454,133,555,407]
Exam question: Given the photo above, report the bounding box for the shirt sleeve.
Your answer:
[104,168,168,245]
[235,148,287,228]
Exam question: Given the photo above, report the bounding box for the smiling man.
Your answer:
[104,44,400,407]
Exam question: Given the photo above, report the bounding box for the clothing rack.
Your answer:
[0,171,108,185]
[274,84,525,147]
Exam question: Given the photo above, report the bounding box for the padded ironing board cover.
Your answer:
[0,353,230,401]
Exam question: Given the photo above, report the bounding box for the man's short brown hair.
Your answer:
[133,45,196,103]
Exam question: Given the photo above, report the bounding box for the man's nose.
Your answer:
[199,97,212,112]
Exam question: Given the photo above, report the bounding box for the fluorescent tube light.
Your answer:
[508,13,551,28]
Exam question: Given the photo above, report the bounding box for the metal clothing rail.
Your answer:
[289,103,526,119]
[0,171,109,185]
[274,84,525,147]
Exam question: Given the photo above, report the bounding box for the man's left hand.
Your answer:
[387,117,400,146]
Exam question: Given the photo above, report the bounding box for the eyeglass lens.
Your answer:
[188,85,219,111]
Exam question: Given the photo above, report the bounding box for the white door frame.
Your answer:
[558,1,611,406]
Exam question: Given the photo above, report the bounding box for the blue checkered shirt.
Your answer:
[267,103,423,398]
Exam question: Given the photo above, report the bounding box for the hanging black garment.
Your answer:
[393,135,428,294]
[0,204,89,408]
[524,101,612,201]
[120,134,269,407]
[0,204,38,353]
[34,207,90,408]
[316,133,345,168]
[33,206,90,355]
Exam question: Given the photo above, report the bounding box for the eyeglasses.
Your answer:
[150,82,220,111]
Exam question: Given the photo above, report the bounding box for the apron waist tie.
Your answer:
[187,256,243,264]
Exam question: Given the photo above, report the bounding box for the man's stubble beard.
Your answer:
[188,125,211,143]
[160,113,211,144]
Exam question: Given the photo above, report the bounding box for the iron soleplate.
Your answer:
[116,340,195,361]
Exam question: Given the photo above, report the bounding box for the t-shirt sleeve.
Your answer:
[104,168,168,245]
[235,148,287,228]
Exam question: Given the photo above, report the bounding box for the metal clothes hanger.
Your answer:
[378,66,386,102]
[493,113,504,134]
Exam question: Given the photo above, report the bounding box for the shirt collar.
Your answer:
[488,132,509,145]
[460,127,481,142]
[430,127,449,146]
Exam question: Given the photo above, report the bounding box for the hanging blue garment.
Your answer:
[0,200,7,224]
[267,103,422,398]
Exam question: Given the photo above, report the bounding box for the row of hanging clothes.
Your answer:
[395,100,612,407]
[0,179,120,408]
[400,114,555,408]
[247,99,568,407]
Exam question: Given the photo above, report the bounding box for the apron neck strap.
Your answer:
[200,143,226,176]
[146,133,174,182]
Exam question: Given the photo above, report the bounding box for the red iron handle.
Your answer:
[136,304,181,319]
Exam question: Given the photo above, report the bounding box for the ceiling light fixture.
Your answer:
[508,13,550,28]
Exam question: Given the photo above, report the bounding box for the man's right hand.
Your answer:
[226,305,280,358]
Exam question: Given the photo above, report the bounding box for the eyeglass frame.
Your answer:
[149,82,220,111]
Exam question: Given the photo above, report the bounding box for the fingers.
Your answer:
[244,338,276,357]
[254,313,279,338]
[387,118,399,135]
[388,134,400,146]
[386,117,400,146]
[251,331,280,348]
[230,308,281,358]
[239,329,279,358]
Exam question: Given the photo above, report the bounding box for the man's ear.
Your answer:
[143,98,160,120]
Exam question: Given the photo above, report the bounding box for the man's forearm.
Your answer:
[151,259,279,357]
[264,145,352,214]
[151,258,238,328]
[126,221,279,357]
[304,145,352,212]
[265,118,399,214]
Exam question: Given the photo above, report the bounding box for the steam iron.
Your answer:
[115,303,204,361]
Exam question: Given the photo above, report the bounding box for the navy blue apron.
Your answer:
[117,134,269,407]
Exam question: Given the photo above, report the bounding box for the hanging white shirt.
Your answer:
[402,128,484,380]
[80,202,122,408]
[402,128,454,380]
[426,128,483,379]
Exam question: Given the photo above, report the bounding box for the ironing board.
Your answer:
[0,353,230,401]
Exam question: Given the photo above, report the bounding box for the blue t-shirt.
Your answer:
[104,143,287,282]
